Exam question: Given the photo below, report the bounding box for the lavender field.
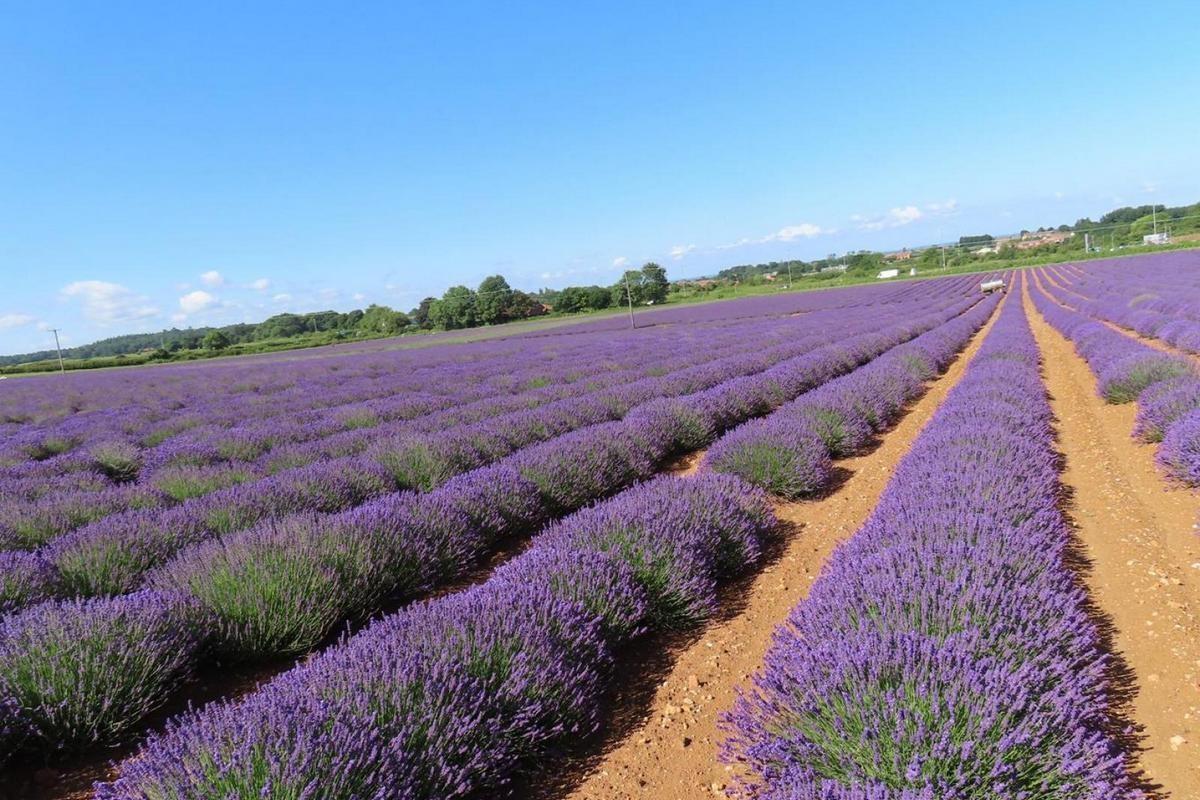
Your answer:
[2,255,1199,799]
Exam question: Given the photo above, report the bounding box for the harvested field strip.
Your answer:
[1025,280,1200,796]
[553,288,1006,799]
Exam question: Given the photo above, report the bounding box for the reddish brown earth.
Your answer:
[550,296,1007,800]
[1024,281,1200,797]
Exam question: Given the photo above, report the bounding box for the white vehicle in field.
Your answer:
[980,278,1005,294]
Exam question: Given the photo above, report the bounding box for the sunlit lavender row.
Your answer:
[0,278,988,771]
[724,280,1140,797]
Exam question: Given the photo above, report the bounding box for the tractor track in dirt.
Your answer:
[1024,280,1200,797]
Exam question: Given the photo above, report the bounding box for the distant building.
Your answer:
[1014,230,1073,250]
[886,249,913,261]
[1144,232,1171,245]
[877,268,900,280]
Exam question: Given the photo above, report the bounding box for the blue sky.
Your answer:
[2,1,1198,354]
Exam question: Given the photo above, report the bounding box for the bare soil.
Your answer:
[1024,281,1200,797]
[547,296,1007,799]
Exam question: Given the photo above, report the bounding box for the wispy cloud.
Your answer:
[669,244,697,260]
[200,270,225,288]
[853,200,957,231]
[60,281,158,325]
[854,205,923,231]
[272,293,293,304]
[612,256,629,269]
[762,223,827,242]
[248,277,270,291]
[0,313,36,330]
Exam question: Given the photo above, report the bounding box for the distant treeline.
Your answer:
[6,201,1197,370]
[1,263,671,368]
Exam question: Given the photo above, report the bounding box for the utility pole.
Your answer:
[1152,205,1159,235]
[786,261,793,289]
[623,272,636,330]
[49,328,65,374]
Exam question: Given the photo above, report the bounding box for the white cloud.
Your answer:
[272,293,292,304]
[60,281,159,324]
[352,292,366,302]
[713,221,835,253]
[612,256,629,269]
[318,288,339,301]
[248,277,271,291]
[763,223,826,242]
[179,290,218,314]
[0,313,35,330]
[669,244,697,260]
[856,205,924,231]
[854,200,956,232]
[1054,191,1066,200]
[200,270,225,288]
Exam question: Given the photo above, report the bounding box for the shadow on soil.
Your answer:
[1047,399,1163,800]
[511,514,803,800]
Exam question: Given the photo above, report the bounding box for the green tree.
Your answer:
[554,286,589,313]
[476,275,514,325]
[359,304,410,335]
[429,286,478,330]
[505,290,544,319]
[411,297,436,329]
[202,330,230,351]
[639,262,669,304]
[255,313,307,339]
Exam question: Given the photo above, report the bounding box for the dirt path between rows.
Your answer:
[1032,267,1200,367]
[1023,281,1200,797]
[552,295,1006,799]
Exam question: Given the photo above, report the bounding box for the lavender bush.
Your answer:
[96,472,777,797]
[724,284,1140,798]
[0,592,206,760]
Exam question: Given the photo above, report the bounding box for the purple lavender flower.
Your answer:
[0,592,206,759]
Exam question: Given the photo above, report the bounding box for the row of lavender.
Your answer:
[2,284,980,550]
[0,294,983,615]
[725,280,1140,797]
[0,295,936,540]
[704,291,1001,496]
[1031,271,1200,485]
[1,276,955,440]
[0,296,990,767]
[0,307,833,499]
[1,473,776,796]
[79,283,997,797]
[1045,253,1200,351]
